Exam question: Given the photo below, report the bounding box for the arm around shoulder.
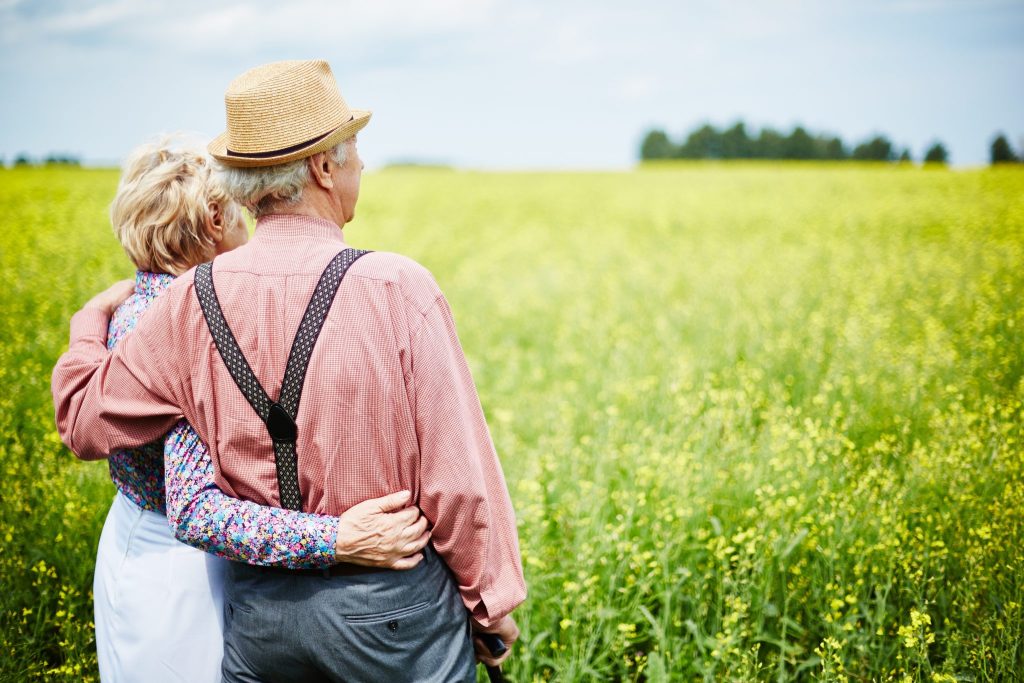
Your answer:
[52,289,184,460]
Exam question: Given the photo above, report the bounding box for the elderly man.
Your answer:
[52,60,525,682]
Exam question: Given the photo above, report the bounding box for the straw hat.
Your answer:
[209,60,371,168]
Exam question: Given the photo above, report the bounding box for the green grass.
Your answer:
[1,163,1022,681]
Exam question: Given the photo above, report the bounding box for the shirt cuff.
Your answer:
[471,594,525,628]
[69,307,110,344]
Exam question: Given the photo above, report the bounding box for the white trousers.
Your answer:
[94,492,227,683]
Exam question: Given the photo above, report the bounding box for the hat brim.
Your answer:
[208,110,371,168]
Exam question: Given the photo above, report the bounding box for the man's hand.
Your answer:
[83,279,135,316]
[472,614,520,667]
[334,490,431,570]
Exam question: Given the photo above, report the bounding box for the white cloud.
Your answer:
[180,0,497,53]
[875,0,1021,12]
[36,0,146,35]
[2,0,499,55]
[534,21,601,65]
[617,75,660,101]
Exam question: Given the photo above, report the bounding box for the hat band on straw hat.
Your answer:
[226,119,350,160]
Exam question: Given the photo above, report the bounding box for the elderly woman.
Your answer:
[91,136,429,683]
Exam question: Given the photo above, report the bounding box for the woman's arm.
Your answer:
[164,420,432,569]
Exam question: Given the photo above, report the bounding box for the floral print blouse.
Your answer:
[106,271,336,568]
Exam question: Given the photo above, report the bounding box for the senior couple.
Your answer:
[51,60,526,682]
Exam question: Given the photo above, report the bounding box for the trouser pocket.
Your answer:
[333,564,475,682]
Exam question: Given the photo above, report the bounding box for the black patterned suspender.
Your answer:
[193,248,371,511]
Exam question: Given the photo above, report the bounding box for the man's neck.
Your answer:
[279,191,344,230]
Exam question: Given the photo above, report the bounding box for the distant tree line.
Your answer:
[4,153,81,167]
[641,122,1022,166]
[990,134,1021,164]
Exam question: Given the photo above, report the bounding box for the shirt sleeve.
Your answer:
[52,306,184,460]
[163,420,338,568]
[410,295,527,627]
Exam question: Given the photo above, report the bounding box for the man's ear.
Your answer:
[206,201,224,242]
[308,152,335,190]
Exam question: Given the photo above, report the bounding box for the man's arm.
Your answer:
[410,294,527,628]
[52,282,184,460]
[163,420,431,569]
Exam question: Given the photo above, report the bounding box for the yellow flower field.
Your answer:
[0,162,1021,681]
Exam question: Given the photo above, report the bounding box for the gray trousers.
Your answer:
[221,547,476,682]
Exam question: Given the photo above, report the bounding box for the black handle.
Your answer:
[478,632,507,682]
[479,632,508,657]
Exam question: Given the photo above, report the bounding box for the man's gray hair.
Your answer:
[216,140,349,219]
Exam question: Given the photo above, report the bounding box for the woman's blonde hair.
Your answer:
[110,135,242,275]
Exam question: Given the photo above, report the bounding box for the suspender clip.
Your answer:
[266,402,298,442]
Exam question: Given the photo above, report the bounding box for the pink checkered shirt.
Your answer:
[52,214,526,625]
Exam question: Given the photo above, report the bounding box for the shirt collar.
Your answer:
[253,214,346,244]
[135,270,175,297]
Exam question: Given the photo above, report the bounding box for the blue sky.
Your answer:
[1,0,1021,168]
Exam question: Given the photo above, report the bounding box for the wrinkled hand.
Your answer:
[83,279,135,316]
[334,490,431,570]
[472,614,520,667]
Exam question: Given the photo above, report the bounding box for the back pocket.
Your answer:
[344,601,431,624]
